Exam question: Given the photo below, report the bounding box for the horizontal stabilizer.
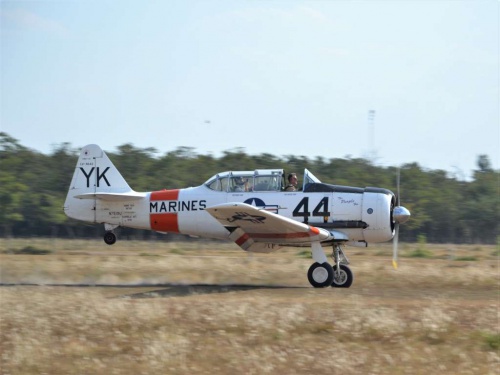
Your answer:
[73,192,146,201]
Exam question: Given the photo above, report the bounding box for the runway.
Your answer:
[1,281,495,303]
[0,282,307,298]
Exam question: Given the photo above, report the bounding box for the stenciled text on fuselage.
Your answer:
[150,200,207,213]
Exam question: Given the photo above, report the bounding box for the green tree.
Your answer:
[0,132,498,243]
[462,156,499,243]
[110,144,159,191]
[0,173,28,237]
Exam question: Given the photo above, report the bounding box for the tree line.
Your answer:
[1,132,498,243]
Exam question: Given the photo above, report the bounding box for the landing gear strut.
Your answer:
[307,242,334,288]
[306,242,354,288]
[331,244,353,288]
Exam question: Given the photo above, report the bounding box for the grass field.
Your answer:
[0,239,498,374]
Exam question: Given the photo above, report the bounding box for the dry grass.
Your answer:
[0,239,499,374]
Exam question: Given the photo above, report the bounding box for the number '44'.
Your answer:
[292,197,330,223]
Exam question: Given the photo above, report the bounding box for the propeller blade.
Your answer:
[396,168,401,206]
[392,224,399,269]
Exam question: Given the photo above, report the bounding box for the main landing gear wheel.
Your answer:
[103,231,117,245]
[331,264,353,288]
[307,262,334,288]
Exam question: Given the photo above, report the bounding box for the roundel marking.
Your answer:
[244,198,266,207]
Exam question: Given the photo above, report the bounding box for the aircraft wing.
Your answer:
[205,202,345,252]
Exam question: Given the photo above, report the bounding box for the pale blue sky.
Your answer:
[1,0,498,179]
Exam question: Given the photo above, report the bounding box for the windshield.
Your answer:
[303,168,321,190]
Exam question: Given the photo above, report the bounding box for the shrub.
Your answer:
[296,250,311,259]
[408,235,433,258]
[455,256,478,261]
[482,332,500,350]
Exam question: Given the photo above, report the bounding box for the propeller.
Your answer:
[392,168,411,269]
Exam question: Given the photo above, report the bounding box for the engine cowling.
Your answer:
[361,188,396,243]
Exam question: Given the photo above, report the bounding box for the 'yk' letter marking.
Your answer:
[97,167,110,187]
[80,167,95,188]
[79,167,111,188]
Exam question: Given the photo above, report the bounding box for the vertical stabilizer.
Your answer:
[64,144,133,222]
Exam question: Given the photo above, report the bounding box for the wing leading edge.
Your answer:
[205,202,348,252]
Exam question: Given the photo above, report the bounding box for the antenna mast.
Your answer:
[368,109,376,161]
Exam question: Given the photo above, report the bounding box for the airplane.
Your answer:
[64,144,411,288]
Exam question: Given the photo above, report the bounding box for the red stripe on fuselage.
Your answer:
[150,189,180,233]
[150,189,180,201]
[150,213,179,233]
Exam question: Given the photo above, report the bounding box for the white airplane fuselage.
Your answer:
[66,182,395,246]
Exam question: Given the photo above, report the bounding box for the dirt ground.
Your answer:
[0,239,498,374]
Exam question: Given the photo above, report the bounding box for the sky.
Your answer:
[1,0,498,180]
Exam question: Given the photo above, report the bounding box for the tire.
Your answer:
[103,231,117,245]
[307,262,334,288]
[331,264,353,288]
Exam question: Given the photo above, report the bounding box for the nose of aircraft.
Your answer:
[394,206,411,224]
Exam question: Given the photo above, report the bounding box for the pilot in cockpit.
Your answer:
[284,173,298,191]
[233,177,247,192]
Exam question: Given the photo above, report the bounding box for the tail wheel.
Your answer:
[103,231,117,245]
[331,264,353,288]
[307,262,334,288]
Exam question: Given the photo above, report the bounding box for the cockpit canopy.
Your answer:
[204,168,321,193]
[205,169,283,192]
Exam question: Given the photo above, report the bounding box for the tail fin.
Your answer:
[64,144,140,222]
